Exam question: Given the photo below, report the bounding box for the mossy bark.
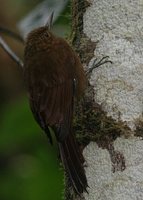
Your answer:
[65,0,133,199]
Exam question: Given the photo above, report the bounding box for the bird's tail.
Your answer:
[58,132,88,194]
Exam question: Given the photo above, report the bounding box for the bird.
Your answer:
[23,13,88,194]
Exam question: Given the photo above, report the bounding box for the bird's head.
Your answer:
[25,12,55,55]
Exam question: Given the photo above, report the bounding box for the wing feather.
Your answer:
[27,73,74,142]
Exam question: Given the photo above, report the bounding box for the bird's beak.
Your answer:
[45,11,54,29]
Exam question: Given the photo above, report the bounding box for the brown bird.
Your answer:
[23,13,88,194]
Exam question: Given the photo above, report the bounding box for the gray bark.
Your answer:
[71,0,143,199]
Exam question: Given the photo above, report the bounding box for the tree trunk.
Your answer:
[66,0,143,199]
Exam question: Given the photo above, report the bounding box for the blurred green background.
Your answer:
[0,0,71,199]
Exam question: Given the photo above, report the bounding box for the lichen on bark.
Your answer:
[65,0,138,199]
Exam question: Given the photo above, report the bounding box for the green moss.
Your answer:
[74,98,131,148]
[135,119,143,138]
[70,0,95,65]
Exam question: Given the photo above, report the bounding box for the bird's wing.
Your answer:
[26,68,75,143]
[24,41,78,143]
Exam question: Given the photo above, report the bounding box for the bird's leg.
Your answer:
[86,56,113,75]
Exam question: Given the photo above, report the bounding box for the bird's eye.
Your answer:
[43,31,49,37]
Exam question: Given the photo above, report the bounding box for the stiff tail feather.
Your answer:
[58,132,88,194]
